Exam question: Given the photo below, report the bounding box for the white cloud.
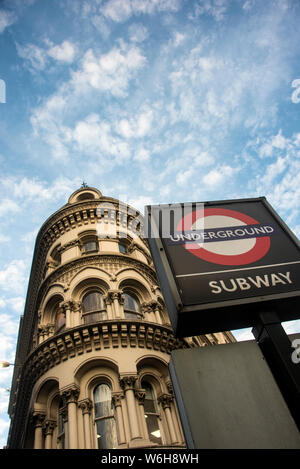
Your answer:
[188,0,228,22]
[115,107,153,139]
[0,260,27,295]
[70,44,146,97]
[134,147,150,162]
[128,23,149,43]
[16,43,47,71]
[72,113,131,161]
[261,156,287,186]
[0,199,20,217]
[203,165,235,186]
[99,0,181,23]
[0,10,16,34]
[47,40,76,63]
[17,39,77,72]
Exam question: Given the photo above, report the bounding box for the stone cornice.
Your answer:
[38,253,158,306]
[24,321,185,384]
[38,197,147,251]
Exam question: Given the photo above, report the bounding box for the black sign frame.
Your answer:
[145,197,300,337]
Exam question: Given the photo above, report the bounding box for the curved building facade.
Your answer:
[7,187,235,449]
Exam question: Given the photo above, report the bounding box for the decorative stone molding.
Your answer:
[165,380,174,396]
[25,321,184,383]
[134,389,146,404]
[31,411,46,428]
[78,399,93,415]
[119,375,138,391]
[57,239,81,254]
[158,393,174,410]
[43,419,56,436]
[38,255,157,309]
[111,392,124,408]
[61,385,80,404]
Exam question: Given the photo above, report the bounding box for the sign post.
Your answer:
[252,311,300,430]
[145,196,300,431]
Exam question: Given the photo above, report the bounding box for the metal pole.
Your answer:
[252,310,300,431]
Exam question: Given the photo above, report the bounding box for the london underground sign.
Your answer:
[145,197,300,337]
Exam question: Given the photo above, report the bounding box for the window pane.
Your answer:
[124,311,138,319]
[145,414,162,445]
[84,240,97,252]
[83,311,107,325]
[94,384,112,418]
[96,418,118,449]
[83,292,105,313]
[55,308,65,331]
[118,243,127,253]
[142,382,157,413]
[124,293,140,313]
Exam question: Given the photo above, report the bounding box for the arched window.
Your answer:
[82,291,107,324]
[82,236,98,253]
[142,380,162,445]
[123,292,141,319]
[55,306,66,332]
[93,383,117,449]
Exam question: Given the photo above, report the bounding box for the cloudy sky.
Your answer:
[0,0,300,447]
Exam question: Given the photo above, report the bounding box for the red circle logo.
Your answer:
[177,208,271,266]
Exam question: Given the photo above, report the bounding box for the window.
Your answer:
[55,306,65,332]
[123,292,141,319]
[82,291,107,324]
[142,381,162,445]
[57,399,66,449]
[50,246,61,266]
[93,384,117,449]
[83,238,98,253]
[118,242,127,254]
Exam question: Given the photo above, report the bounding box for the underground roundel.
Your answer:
[178,208,271,266]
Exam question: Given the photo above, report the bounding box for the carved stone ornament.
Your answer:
[134,389,146,404]
[31,411,46,428]
[61,385,80,404]
[43,419,56,435]
[119,375,138,391]
[111,392,124,408]
[78,399,93,415]
[158,393,173,410]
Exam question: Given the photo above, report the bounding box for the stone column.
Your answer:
[70,301,82,327]
[43,419,55,449]
[62,301,71,329]
[108,290,124,319]
[32,412,46,449]
[78,399,93,449]
[61,385,80,449]
[158,394,178,444]
[135,389,148,440]
[112,392,126,445]
[113,291,121,318]
[119,376,141,442]
[141,302,155,323]
[152,302,163,325]
[103,293,113,320]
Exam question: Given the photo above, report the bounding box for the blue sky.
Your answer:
[0,0,300,447]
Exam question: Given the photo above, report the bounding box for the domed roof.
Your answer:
[68,185,102,204]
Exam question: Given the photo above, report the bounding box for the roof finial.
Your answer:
[81,181,88,188]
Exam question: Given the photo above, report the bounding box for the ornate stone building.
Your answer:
[7,186,235,449]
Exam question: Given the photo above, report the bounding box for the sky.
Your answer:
[0,0,300,448]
